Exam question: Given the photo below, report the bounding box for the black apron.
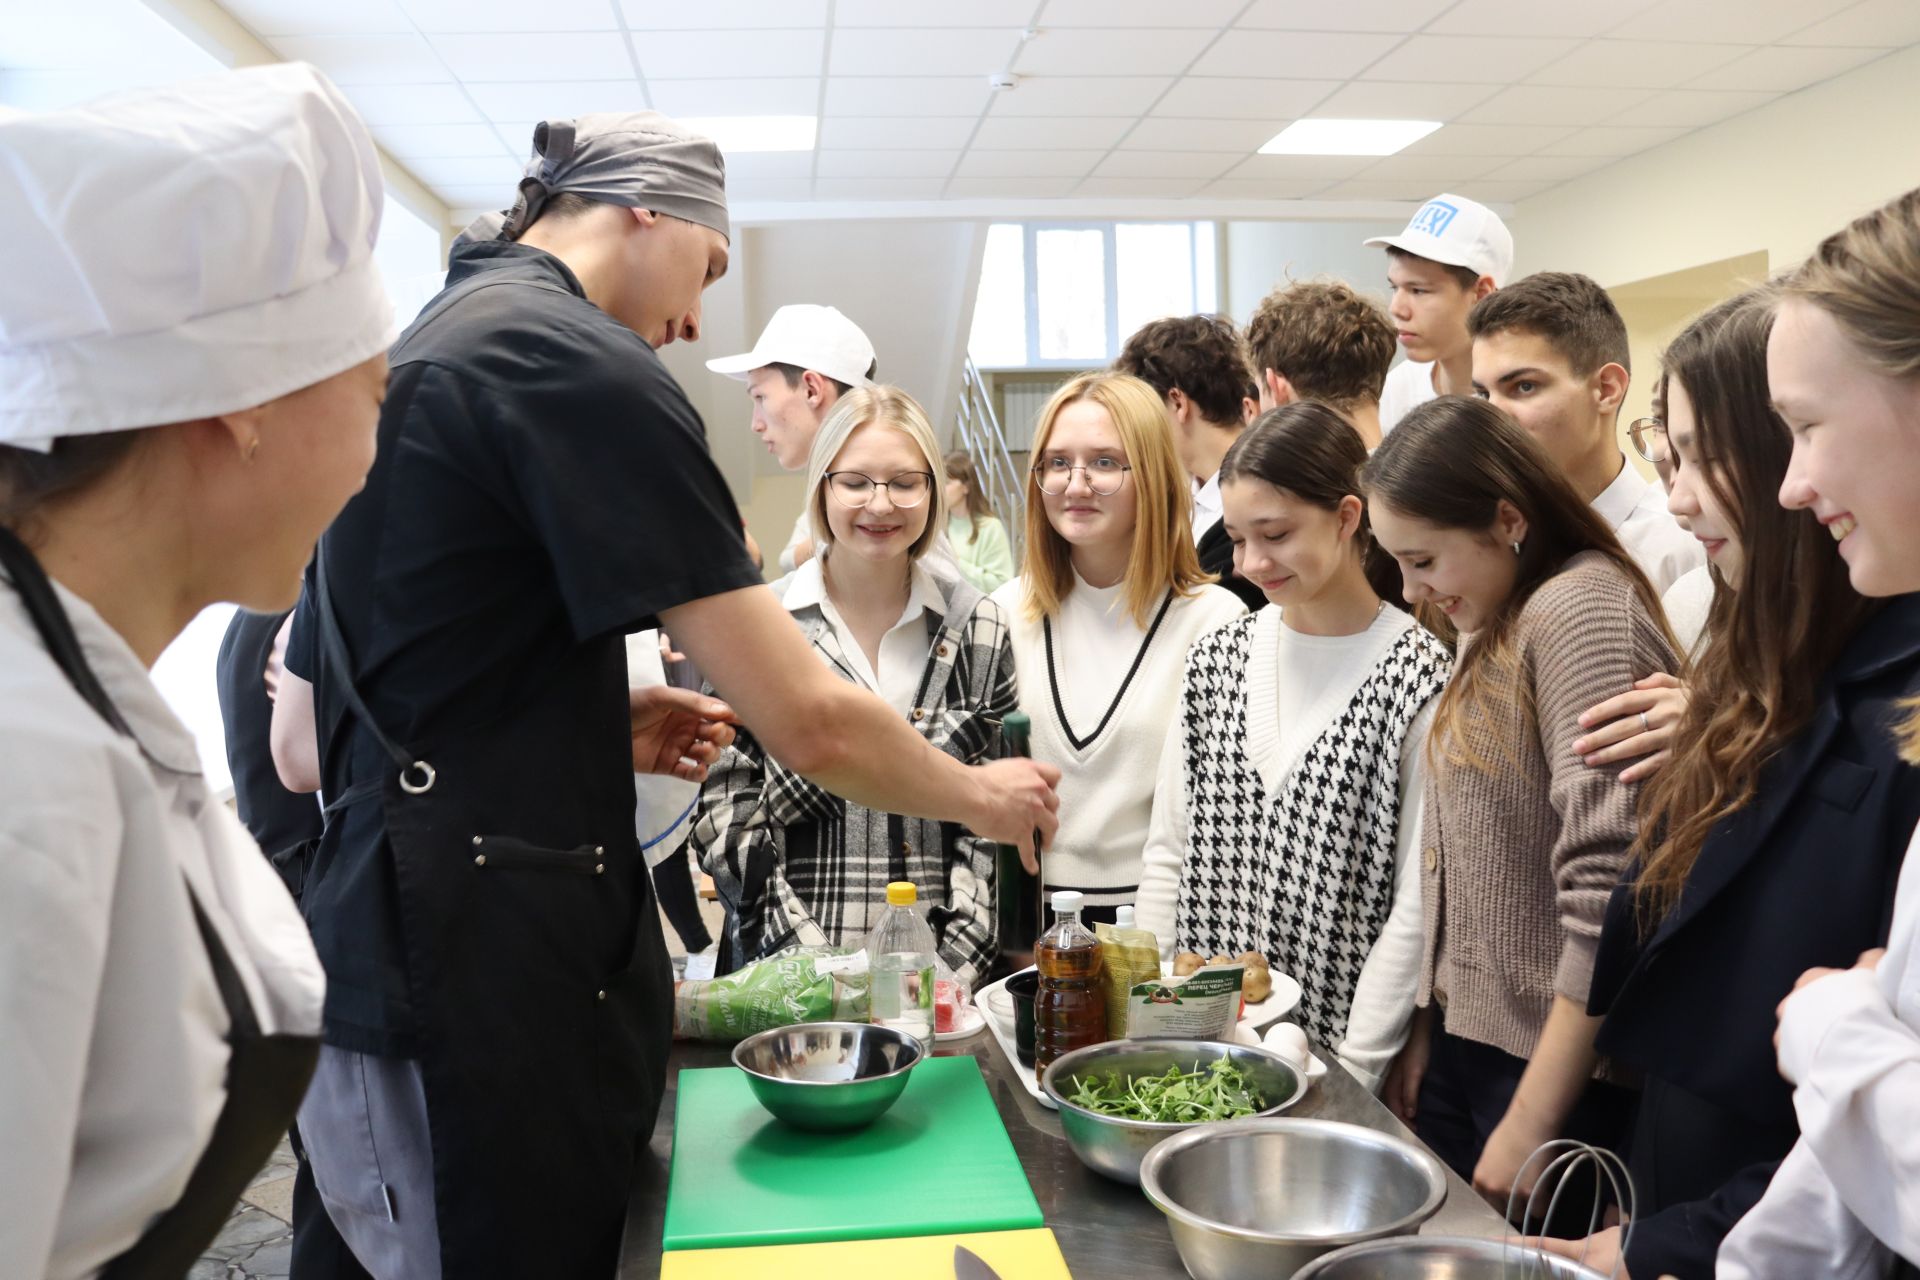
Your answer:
[0,526,319,1280]
[311,542,671,1272]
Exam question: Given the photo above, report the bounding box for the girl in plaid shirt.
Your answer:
[691,386,1013,987]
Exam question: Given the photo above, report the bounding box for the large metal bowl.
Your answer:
[1293,1235,1611,1278]
[730,1021,923,1132]
[1040,1039,1307,1185]
[1139,1117,1449,1280]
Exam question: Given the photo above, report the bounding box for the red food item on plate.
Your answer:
[934,979,960,1033]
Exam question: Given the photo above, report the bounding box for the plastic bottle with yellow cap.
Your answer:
[865,880,939,1051]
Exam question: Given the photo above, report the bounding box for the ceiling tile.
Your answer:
[1782,0,1920,48]
[1606,0,1859,45]
[1426,0,1660,37]
[430,32,634,81]
[648,78,821,116]
[403,0,616,31]
[723,152,817,179]
[1191,31,1403,79]
[225,0,408,36]
[1150,76,1344,119]
[401,155,524,187]
[988,75,1173,115]
[1397,122,1578,154]
[1684,43,1889,92]
[1307,80,1501,119]
[273,34,449,85]
[1072,176,1210,198]
[944,177,1084,198]
[814,149,962,178]
[836,0,1034,25]
[638,29,827,78]
[1200,177,1336,199]
[1603,87,1773,127]
[1014,28,1218,76]
[1449,178,1551,201]
[618,0,829,29]
[1320,176,1468,200]
[1092,150,1242,177]
[1534,124,1690,155]
[1118,117,1290,152]
[824,76,991,115]
[956,149,1106,177]
[726,178,820,200]
[818,116,980,148]
[465,80,648,123]
[1237,0,1456,31]
[370,122,515,158]
[435,183,529,206]
[1041,0,1246,25]
[1361,34,1583,82]
[1353,153,1509,182]
[1221,154,1378,181]
[1461,84,1655,124]
[811,177,950,199]
[970,116,1134,148]
[341,83,483,125]
[1479,154,1616,182]
[832,28,1024,76]
[1527,39,1750,89]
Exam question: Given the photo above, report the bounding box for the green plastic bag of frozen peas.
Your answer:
[671,946,872,1043]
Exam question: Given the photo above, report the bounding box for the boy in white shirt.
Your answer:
[1366,192,1512,433]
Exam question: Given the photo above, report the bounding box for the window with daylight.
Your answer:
[968,221,1219,370]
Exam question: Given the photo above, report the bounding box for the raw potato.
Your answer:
[1208,954,1234,968]
[1238,950,1270,972]
[1173,951,1206,977]
[1242,967,1274,1003]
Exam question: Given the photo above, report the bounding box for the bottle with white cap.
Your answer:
[864,881,938,1051]
[1034,890,1108,1081]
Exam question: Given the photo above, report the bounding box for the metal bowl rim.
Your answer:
[1291,1233,1611,1279]
[729,1021,924,1087]
[1039,1039,1308,1131]
[1138,1116,1449,1247]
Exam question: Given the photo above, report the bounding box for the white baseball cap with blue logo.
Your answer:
[1365,192,1514,287]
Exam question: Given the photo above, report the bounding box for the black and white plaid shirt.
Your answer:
[690,566,1014,987]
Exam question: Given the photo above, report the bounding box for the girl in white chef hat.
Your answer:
[0,63,391,1279]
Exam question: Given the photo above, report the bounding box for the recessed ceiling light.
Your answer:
[678,115,817,153]
[1258,118,1442,157]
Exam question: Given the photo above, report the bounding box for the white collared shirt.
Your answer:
[1,575,324,1280]
[784,556,944,718]
[1589,455,1705,596]
[1191,472,1223,543]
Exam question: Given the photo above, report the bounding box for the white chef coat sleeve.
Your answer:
[1135,711,1190,961]
[1717,1139,1892,1280]
[0,810,120,1278]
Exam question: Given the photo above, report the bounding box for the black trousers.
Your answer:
[1414,1024,1636,1237]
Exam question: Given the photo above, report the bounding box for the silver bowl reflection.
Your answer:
[1039,1039,1307,1185]
[730,1021,924,1132]
[1138,1117,1448,1280]
[1293,1235,1611,1279]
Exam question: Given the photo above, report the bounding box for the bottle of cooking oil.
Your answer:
[1034,890,1108,1084]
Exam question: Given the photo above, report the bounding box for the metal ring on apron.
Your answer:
[400,761,437,794]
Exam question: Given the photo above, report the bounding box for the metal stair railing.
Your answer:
[953,356,1027,565]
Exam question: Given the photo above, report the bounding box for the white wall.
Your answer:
[1222,217,1406,325]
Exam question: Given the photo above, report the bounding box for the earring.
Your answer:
[1511,541,1522,556]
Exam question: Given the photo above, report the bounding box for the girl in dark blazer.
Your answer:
[1550,293,1920,1279]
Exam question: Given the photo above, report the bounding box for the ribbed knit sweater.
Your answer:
[1421,551,1677,1064]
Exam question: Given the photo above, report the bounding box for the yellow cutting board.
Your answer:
[658,1226,1072,1279]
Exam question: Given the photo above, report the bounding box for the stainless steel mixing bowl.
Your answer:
[730,1021,923,1132]
[1292,1234,1611,1278]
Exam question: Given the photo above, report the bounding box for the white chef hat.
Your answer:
[0,62,393,452]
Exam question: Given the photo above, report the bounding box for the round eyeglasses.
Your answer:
[825,470,935,508]
[1032,456,1132,496]
[1628,416,1669,464]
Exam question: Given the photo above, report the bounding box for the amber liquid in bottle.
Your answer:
[1034,902,1109,1085]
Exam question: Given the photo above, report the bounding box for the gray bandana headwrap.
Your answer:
[451,209,506,252]
[502,112,729,242]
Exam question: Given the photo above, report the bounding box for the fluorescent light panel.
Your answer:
[678,114,817,153]
[1259,118,1442,156]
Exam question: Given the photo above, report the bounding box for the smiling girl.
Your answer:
[1363,396,1678,1208]
[992,372,1245,925]
[1136,403,1450,1093]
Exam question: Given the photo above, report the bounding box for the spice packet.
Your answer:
[1124,962,1245,1041]
[1094,919,1161,1039]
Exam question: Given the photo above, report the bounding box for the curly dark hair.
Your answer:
[1113,313,1252,426]
[1246,279,1397,406]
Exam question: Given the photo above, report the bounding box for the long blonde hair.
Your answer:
[1017,372,1209,627]
[1782,185,1920,762]
[805,385,946,561]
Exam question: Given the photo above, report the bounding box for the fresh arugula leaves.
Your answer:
[1065,1060,1266,1123]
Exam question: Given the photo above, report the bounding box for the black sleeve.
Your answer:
[1622,1158,1783,1280]
[481,354,762,642]
[284,561,319,682]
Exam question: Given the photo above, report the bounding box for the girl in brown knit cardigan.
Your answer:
[1364,396,1678,1215]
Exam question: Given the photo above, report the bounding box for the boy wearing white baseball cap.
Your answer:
[1365,192,1514,434]
[708,304,877,571]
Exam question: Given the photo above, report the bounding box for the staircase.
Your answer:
[953,356,1028,565]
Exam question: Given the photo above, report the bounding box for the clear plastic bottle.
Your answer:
[864,881,938,1052]
[1035,890,1108,1082]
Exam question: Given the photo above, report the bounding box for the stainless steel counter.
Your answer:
[619,1030,1511,1276]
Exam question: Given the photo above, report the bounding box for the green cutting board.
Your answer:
[662,1055,1044,1251]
